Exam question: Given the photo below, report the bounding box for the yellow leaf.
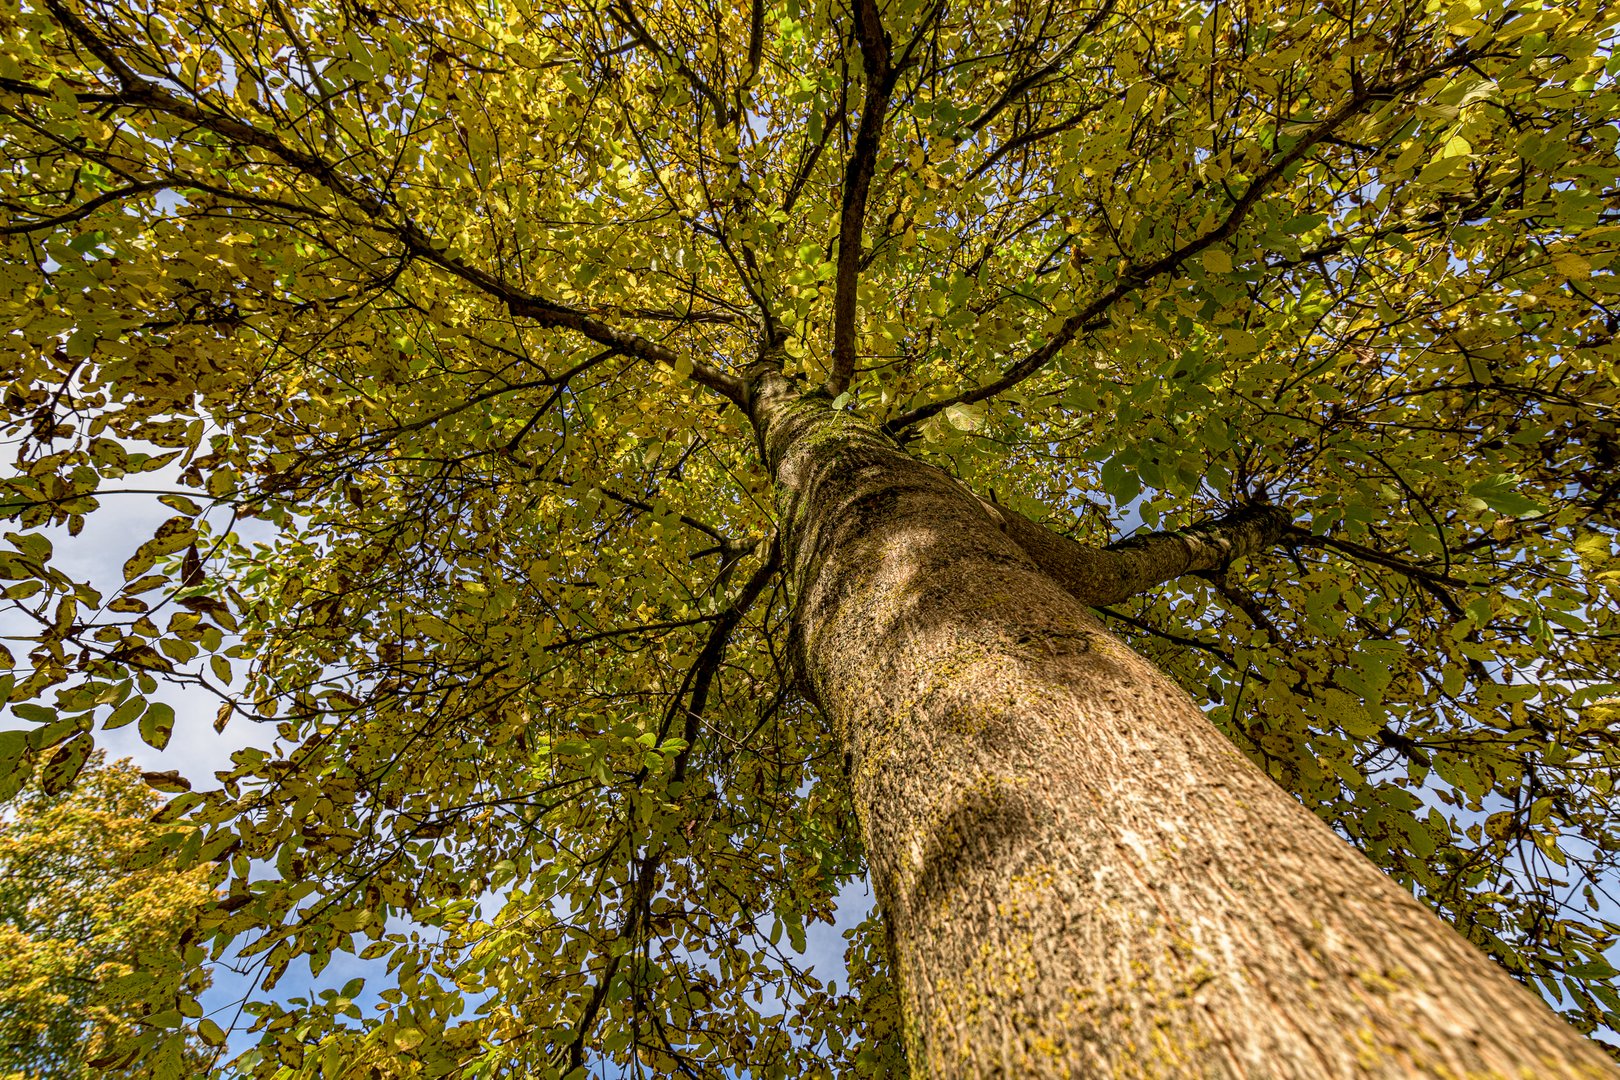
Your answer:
[1552,251,1591,280]
[1225,328,1258,354]
[41,732,92,795]
[1123,81,1150,114]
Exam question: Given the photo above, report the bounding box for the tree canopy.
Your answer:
[0,751,213,1077]
[1,0,1618,1073]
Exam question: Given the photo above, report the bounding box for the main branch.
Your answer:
[41,0,746,406]
[824,0,894,398]
[885,47,1489,433]
[984,498,1293,607]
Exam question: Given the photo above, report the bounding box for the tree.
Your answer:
[0,0,1618,1073]
[0,751,214,1077]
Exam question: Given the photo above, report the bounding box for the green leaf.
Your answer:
[11,702,54,725]
[139,702,175,751]
[1565,958,1619,980]
[1100,459,1141,504]
[1466,476,1546,518]
[105,696,144,730]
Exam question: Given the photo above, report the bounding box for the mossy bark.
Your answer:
[748,375,1616,1078]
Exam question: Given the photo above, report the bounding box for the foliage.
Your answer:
[0,751,213,1077]
[0,0,1618,1073]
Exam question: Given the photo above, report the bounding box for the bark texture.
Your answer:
[747,375,1616,1078]
[981,498,1294,608]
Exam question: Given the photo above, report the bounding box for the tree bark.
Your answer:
[746,375,1616,1078]
[978,497,1294,608]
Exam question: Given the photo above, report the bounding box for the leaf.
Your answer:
[182,544,202,587]
[158,494,204,515]
[41,732,93,795]
[1320,688,1380,739]
[944,403,985,431]
[1123,80,1150,115]
[1224,328,1259,354]
[123,520,199,581]
[139,702,175,751]
[0,730,30,801]
[141,769,191,793]
[1415,154,1469,184]
[1100,459,1141,504]
[11,702,54,725]
[105,696,144,730]
[1551,251,1591,280]
[1467,476,1546,518]
[1439,133,1472,159]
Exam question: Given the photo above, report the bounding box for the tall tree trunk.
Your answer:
[746,374,1616,1078]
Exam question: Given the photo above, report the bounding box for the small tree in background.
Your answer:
[0,751,213,1077]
